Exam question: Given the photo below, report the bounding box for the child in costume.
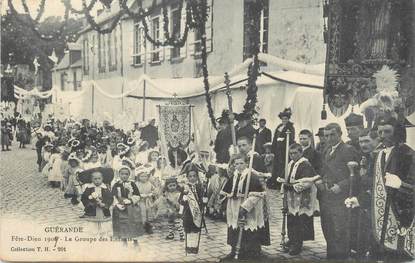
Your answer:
[41,142,54,176]
[221,154,270,260]
[79,167,114,235]
[111,143,130,185]
[82,148,101,170]
[154,177,184,241]
[135,141,150,167]
[152,156,174,195]
[48,146,63,188]
[207,165,228,220]
[180,164,208,254]
[63,152,83,205]
[112,161,144,247]
[147,150,160,169]
[262,142,275,174]
[136,166,156,234]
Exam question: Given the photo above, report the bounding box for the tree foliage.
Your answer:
[1,12,82,72]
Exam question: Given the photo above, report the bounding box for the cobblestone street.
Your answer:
[0,143,327,261]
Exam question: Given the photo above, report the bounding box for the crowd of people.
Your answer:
[1,113,32,151]
[213,108,414,261]
[2,104,414,261]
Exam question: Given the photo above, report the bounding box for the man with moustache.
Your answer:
[344,113,364,153]
[316,123,360,260]
[344,128,380,259]
[369,116,415,260]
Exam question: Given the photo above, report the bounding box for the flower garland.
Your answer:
[242,0,264,120]
[120,0,190,48]
[8,0,72,41]
[8,0,217,128]
[62,0,97,15]
[21,0,46,22]
[188,0,216,129]
[82,0,124,34]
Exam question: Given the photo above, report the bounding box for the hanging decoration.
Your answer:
[159,100,192,149]
[6,0,270,128]
[324,0,415,117]
[242,0,265,120]
[81,0,124,34]
[7,0,74,42]
[62,0,98,15]
[188,0,216,129]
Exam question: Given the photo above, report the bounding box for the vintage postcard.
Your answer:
[1,0,414,262]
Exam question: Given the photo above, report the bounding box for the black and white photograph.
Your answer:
[0,0,414,262]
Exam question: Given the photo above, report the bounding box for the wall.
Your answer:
[80,0,325,83]
[267,0,325,67]
[52,67,82,92]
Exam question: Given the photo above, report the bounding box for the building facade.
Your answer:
[52,43,83,92]
[79,0,324,82]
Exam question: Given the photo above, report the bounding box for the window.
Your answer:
[60,72,66,91]
[259,1,269,54]
[98,33,106,73]
[108,31,112,69]
[243,0,269,61]
[133,22,144,65]
[83,38,89,75]
[150,17,161,62]
[190,0,212,56]
[170,7,182,59]
[73,71,77,91]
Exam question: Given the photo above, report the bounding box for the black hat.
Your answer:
[315,127,325,136]
[278,108,292,119]
[216,110,231,124]
[344,113,364,127]
[77,167,114,185]
[235,112,251,122]
[165,177,178,187]
[377,116,398,127]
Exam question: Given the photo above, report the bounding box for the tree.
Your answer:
[1,12,82,89]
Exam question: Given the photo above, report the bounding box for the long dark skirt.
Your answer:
[183,208,201,233]
[287,214,314,244]
[112,205,144,239]
[227,226,266,257]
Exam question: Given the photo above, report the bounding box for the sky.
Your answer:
[1,0,101,20]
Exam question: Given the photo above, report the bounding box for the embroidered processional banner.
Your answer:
[158,101,192,149]
[325,0,415,116]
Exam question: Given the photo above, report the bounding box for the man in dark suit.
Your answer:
[235,113,256,142]
[255,118,272,155]
[316,123,360,260]
[214,114,233,164]
[299,129,321,174]
[344,113,364,153]
[140,119,159,148]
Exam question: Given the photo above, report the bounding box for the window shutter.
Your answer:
[206,0,213,53]
[146,17,152,63]
[165,6,172,61]
[159,15,164,61]
[180,2,187,58]
[127,21,134,66]
[188,31,195,55]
